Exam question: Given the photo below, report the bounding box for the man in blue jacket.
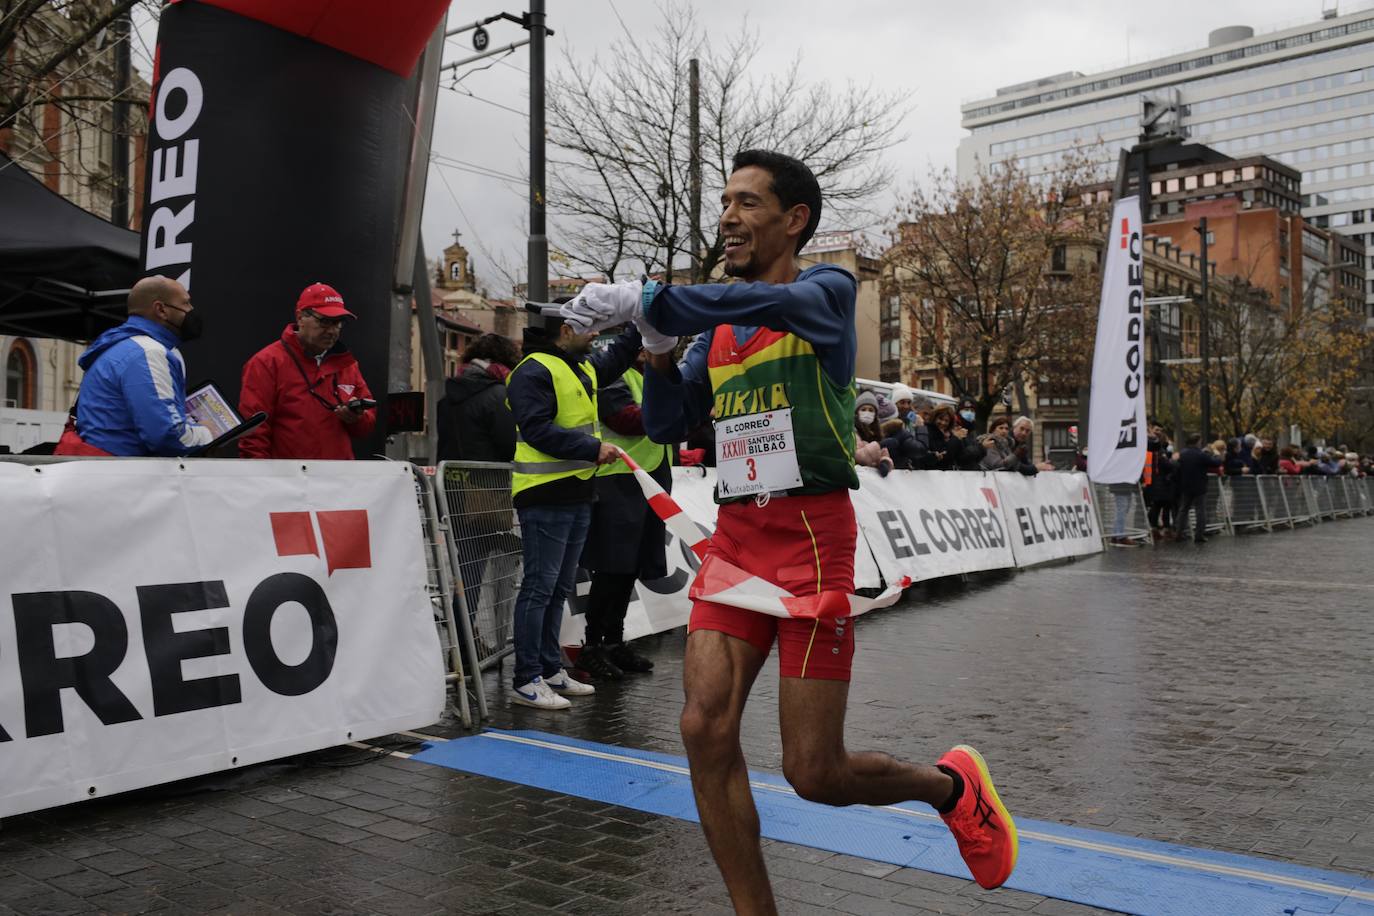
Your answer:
[58,275,212,457]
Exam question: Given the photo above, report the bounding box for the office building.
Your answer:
[959,4,1374,310]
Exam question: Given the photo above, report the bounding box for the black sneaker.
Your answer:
[579,645,624,681]
[608,642,654,673]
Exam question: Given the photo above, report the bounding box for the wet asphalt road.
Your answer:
[1,519,1370,915]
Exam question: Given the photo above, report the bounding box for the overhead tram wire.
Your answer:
[430,153,525,188]
[438,82,527,118]
[443,35,529,76]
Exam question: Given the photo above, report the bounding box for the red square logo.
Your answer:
[316,510,372,575]
[270,512,318,558]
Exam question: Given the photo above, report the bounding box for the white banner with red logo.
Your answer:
[1088,195,1148,484]
[850,468,1018,583]
[0,460,444,819]
[561,467,1099,644]
[995,471,1104,566]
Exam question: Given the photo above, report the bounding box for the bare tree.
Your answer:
[1,1,155,197]
[1172,265,1367,439]
[546,1,907,283]
[881,154,1107,426]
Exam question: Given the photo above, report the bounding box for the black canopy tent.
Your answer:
[0,149,140,342]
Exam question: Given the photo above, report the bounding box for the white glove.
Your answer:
[635,315,677,355]
[560,279,642,333]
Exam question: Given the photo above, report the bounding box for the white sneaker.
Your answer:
[544,668,595,696]
[510,676,571,709]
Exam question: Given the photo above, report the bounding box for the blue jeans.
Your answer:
[512,503,592,688]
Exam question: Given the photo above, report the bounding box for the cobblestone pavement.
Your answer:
[2,519,1371,915]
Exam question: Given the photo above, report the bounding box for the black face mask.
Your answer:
[175,309,205,342]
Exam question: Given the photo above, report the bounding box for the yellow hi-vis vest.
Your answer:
[596,367,670,477]
[509,352,600,499]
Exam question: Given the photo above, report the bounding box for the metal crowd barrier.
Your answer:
[1352,477,1374,515]
[1200,476,1232,536]
[1092,482,1154,544]
[1291,475,1323,525]
[409,465,483,726]
[434,461,523,677]
[1256,475,1294,529]
[1109,473,1374,545]
[1224,476,1267,532]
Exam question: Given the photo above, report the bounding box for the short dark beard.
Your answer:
[723,255,759,280]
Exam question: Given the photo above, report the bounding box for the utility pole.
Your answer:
[689,58,702,284]
[109,10,132,228]
[527,0,547,303]
[1195,216,1211,442]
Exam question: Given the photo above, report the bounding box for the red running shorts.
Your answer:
[688,489,857,680]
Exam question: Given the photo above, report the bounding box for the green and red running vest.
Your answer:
[706,324,857,501]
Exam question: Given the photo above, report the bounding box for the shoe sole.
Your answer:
[548,682,595,696]
[952,744,1019,888]
[509,694,570,710]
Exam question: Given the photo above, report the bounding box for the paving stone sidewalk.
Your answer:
[2,519,1370,915]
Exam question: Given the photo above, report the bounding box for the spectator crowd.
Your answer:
[1137,423,1372,544]
[852,384,1054,477]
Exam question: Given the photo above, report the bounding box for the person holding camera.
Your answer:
[238,282,376,459]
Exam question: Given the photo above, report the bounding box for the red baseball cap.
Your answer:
[296,282,356,319]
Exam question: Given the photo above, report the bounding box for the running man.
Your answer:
[560,150,1017,914]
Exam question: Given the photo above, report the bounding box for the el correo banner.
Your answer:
[0,461,444,819]
[851,469,1016,583]
[560,467,1103,645]
[994,471,1104,566]
[1088,195,1148,484]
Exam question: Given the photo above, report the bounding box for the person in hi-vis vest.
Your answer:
[503,306,642,710]
[578,349,673,681]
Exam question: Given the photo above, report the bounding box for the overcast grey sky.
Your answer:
[425,0,1357,295]
[131,1,1363,294]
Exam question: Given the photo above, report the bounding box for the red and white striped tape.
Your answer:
[616,449,909,621]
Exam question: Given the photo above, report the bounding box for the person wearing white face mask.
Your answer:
[853,389,892,476]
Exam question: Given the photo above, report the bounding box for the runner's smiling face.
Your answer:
[720,166,809,281]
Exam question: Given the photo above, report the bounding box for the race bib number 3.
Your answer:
[715,408,803,498]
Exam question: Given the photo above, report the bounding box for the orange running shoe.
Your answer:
[937,744,1018,889]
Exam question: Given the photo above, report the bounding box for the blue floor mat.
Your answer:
[412,729,1374,916]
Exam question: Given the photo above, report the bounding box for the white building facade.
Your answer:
[958,7,1374,309]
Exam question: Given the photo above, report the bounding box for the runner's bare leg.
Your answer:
[681,629,774,915]
[779,677,954,807]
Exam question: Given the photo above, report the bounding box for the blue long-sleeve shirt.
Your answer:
[640,264,857,445]
[74,315,212,457]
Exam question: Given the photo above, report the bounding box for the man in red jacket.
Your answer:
[238,282,377,459]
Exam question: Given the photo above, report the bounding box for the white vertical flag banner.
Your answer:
[1088,195,1147,484]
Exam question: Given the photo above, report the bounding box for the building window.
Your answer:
[5,339,37,409]
[919,377,936,392]
[1051,245,1067,272]
[450,262,462,281]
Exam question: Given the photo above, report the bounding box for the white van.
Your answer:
[854,377,957,408]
